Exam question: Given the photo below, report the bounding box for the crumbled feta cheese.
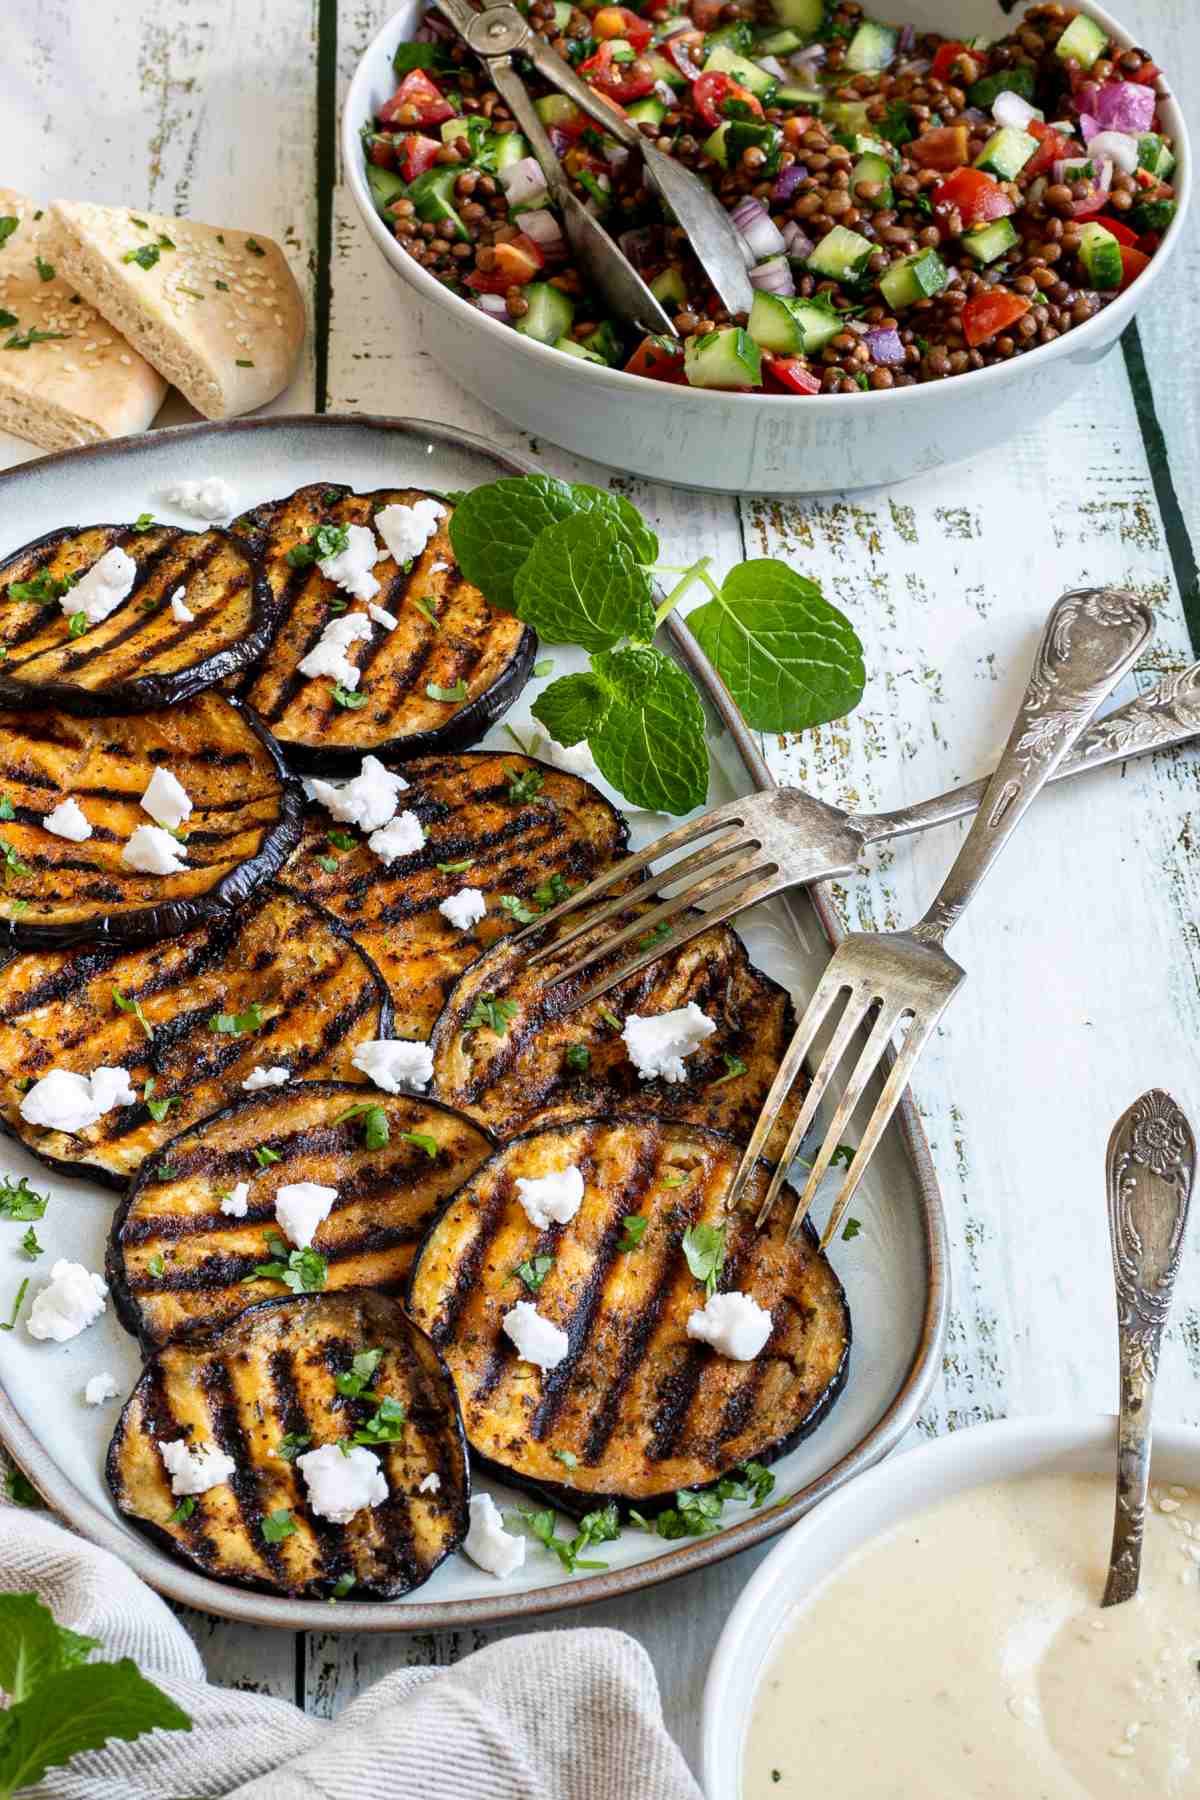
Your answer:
[545,740,603,783]
[367,602,397,631]
[351,1038,433,1094]
[295,1442,388,1524]
[623,1003,717,1083]
[515,1164,584,1230]
[140,767,193,831]
[84,1372,120,1406]
[429,560,450,574]
[26,1261,107,1342]
[686,1290,773,1361]
[220,1182,251,1219]
[309,755,408,832]
[502,1301,570,1372]
[418,1471,442,1495]
[275,1181,337,1249]
[464,1491,526,1579]
[319,524,383,602]
[242,1065,290,1092]
[375,499,445,566]
[158,1436,237,1495]
[20,1066,136,1133]
[121,823,188,875]
[161,476,236,520]
[438,887,486,931]
[64,546,137,625]
[297,610,374,686]
[43,797,92,842]
[170,587,194,623]
[367,810,426,866]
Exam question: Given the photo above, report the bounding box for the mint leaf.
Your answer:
[0,1595,99,1702]
[448,474,581,610]
[589,647,708,814]
[513,514,653,651]
[688,561,865,733]
[568,484,658,565]
[0,1657,190,1793]
[682,1221,726,1296]
[530,671,607,747]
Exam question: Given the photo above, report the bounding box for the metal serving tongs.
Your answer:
[431,0,754,331]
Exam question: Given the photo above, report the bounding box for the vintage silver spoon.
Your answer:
[1101,1088,1196,1606]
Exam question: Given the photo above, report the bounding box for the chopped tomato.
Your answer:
[399,132,442,182]
[1138,230,1162,254]
[578,41,655,102]
[365,132,396,169]
[379,69,455,128]
[623,334,687,382]
[1025,121,1070,179]
[908,126,971,171]
[464,234,545,295]
[763,355,821,396]
[930,41,968,80]
[1119,244,1151,287]
[1096,215,1140,246]
[1133,62,1161,84]
[663,28,706,80]
[932,166,1015,227]
[591,6,652,51]
[961,289,1032,347]
[691,70,764,129]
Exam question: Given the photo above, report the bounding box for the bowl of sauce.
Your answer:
[703,1416,1200,1798]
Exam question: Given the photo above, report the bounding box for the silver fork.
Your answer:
[726,586,1153,1251]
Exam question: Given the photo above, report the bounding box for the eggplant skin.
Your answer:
[106,1289,470,1600]
[0,694,304,949]
[0,522,275,715]
[229,482,534,773]
[108,1081,495,1350]
[406,1116,850,1517]
[282,751,632,1035]
[0,884,393,1189]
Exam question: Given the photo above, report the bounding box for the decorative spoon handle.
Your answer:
[1102,1089,1196,1607]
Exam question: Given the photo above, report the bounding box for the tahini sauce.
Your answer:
[744,1472,1200,1797]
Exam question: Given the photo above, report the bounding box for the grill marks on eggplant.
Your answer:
[282,753,631,1035]
[406,1120,850,1511]
[109,1082,494,1347]
[0,523,273,713]
[230,484,534,769]
[0,693,302,944]
[106,1290,470,1599]
[0,886,391,1185]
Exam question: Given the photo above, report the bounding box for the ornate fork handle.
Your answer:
[913,588,1153,945]
[1102,1090,1196,1606]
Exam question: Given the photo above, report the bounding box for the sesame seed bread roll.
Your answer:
[0,191,167,451]
[49,202,306,421]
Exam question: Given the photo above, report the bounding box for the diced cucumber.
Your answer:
[555,337,609,365]
[967,66,1035,110]
[1129,197,1177,234]
[974,125,1037,179]
[854,133,898,165]
[366,164,407,220]
[551,0,573,28]
[644,50,687,91]
[765,0,824,34]
[825,100,870,135]
[961,217,1018,263]
[748,291,804,354]
[850,151,892,209]
[757,27,802,54]
[844,20,898,72]
[775,83,824,111]
[626,96,668,127]
[535,94,583,131]
[728,120,782,173]
[582,319,623,364]
[684,325,763,389]
[788,300,844,353]
[1054,12,1108,69]
[704,20,754,55]
[701,123,730,166]
[1078,221,1123,289]
[1137,134,1176,180]
[806,224,873,283]
[516,283,575,345]
[650,265,688,308]
[404,167,469,239]
[702,43,778,100]
[878,247,949,308]
[493,130,531,170]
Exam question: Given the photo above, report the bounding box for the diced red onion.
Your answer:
[519,209,567,258]
[1054,156,1113,215]
[771,163,808,203]
[1085,129,1140,172]
[654,79,675,104]
[781,219,814,260]
[473,294,511,321]
[603,143,631,171]
[748,254,795,297]
[844,317,868,335]
[617,225,663,267]
[864,326,904,365]
[757,54,787,79]
[788,43,826,74]
[499,157,548,207]
[1048,119,1077,135]
[896,57,931,76]
[549,127,572,158]
[730,194,787,262]
[413,21,438,41]
[1092,79,1157,135]
[1026,175,1047,208]
[897,21,916,52]
[961,107,987,126]
[656,17,692,38]
[1075,80,1100,116]
[418,10,455,37]
[992,89,1042,130]
[667,36,703,79]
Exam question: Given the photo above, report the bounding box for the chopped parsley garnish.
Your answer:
[245,237,266,256]
[334,1100,390,1150]
[0,218,18,248]
[533,658,554,677]
[426,679,468,703]
[830,1143,855,1169]
[315,855,338,874]
[144,1088,181,1125]
[436,858,474,874]
[0,1275,29,1331]
[661,1170,690,1189]
[20,1225,42,1259]
[631,1463,774,1539]
[532,872,573,911]
[499,894,538,924]
[331,683,368,710]
[565,1044,590,1073]
[261,1508,296,1542]
[510,1500,619,1573]
[599,1008,623,1032]
[275,1431,312,1462]
[327,829,357,851]
[681,1222,725,1297]
[842,1217,863,1240]
[513,1253,553,1293]
[154,1160,178,1181]
[235,358,254,367]
[335,1348,383,1398]
[414,595,440,628]
[168,1496,196,1524]
[0,798,13,822]
[253,1146,281,1168]
[709,1054,748,1088]
[8,568,74,603]
[246,1231,328,1295]
[122,244,161,270]
[214,278,229,291]
[0,310,15,328]
[464,993,517,1035]
[179,286,204,300]
[4,1466,39,1506]
[0,839,30,885]
[636,921,673,952]
[506,766,544,805]
[209,1000,265,1036]
[147,1253,165,1277]
[331,1572,356,1598]
[4,327,68,350]
[131,512,156,533]
[352,1396,407,1445]
[618,1215,647,1253]
[553,1448,578,1468]
[284,522,349,569]
[34,254,55,283]
[0,1174,48,1220]
[400,1129,438,1159]
[67,611,88,637]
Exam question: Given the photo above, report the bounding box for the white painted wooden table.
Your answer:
[3,0,1199,1783]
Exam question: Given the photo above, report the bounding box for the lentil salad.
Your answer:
[363,4,1178,394]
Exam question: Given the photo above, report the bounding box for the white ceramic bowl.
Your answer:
[701,1413,1200,1799]
[343,3,1189,495]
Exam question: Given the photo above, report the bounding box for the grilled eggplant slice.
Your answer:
[0,885,391,1187]
[109,1083,494,1348]
[0,522,272,714]
[407,1117,850,1512]
[428,905,798,1152]
[0,692,302,946]
[108,1289,469,1599]
[230,482,534,772]
[282,751,630,1034]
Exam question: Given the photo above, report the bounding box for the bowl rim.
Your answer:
[343,0,1191,413]
[699,1411,1200,1800]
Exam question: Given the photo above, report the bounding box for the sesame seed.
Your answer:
[120,353,132,365]
[1159,1497,1181,1514]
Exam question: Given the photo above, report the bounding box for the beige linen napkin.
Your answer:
[0,1491,703,1800]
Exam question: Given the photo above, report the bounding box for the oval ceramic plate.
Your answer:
[0,414,948,1629]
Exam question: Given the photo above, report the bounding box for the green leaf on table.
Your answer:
[568,484,658,566]
[588,646,708,815]
[0,1652,189,1797]
[0,1594,100,1702]
[530,671,607,747]
[513,514,654,651]
[687,560,865,732]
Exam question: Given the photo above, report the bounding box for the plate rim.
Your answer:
[0,410,949,1631]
